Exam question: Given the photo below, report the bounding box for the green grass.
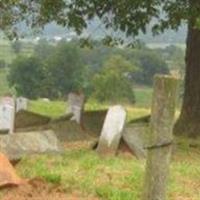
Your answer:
[15,143,200,200]
[0,39,34,64]
[28,99,150,122]
[28,100,67,118]
[22,98,200,200]
[134,87,153,108]
[0,88,198,199]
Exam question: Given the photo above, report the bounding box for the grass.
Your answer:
[28,99,150,122]
[16,99,200,200]
[0,87,198,199]
[0,39,33,64]
[0,47,198,199]
[134,86,153,108]
[15,143,200,200]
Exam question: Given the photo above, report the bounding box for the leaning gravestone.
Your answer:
[67,92,85,124]
[0,130,62,161]
[0,97,15,134]
[16,97,28,112]
[122,124,147,159]
[96,105,126,155]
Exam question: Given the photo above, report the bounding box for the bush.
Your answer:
[8,56,45,99]
[92,55,136,103]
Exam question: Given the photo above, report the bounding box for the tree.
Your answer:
[92,55,136,103]
[117,47,169,86]
[2,0,200,137]
[44,41,85,97]
[8,56,45,99]
[8,41,88,99]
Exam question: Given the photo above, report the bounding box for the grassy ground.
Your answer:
[0,45,199,199]
[28,99,151,122]
[15,139,200,200]
[12,100,200,200]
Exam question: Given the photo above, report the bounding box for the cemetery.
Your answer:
[0,74,199,200]
[1,1,200,199]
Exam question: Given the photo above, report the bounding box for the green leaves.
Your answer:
[92,55,136,103]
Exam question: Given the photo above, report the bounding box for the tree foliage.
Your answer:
[1,1,198,42]
[8,41,85,99]
[132,50,169,85]
[8,56,45,99]
[92,55,136,103]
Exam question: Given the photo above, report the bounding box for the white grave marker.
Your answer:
[67,92,85,124]
[0,97,15,133]
[16,97,28,112]
[97,105,126,155]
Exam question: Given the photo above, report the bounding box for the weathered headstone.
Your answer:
[122,124,147,159]
[142,75,179,200]
[16,97,28,112]
[67,92,85,124]
[0,130,62,161]
[96,105,126,155]
[0,97,15,134]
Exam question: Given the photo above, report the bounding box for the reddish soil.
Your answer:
[1,178,98,200]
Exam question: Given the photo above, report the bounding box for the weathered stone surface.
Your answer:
[16,97,28,112]
[0,152,24,188]
[0,130,62,160]
[0,97,15,134]
[122,124,148,159]
[142,75,179,200]
[97,105,126,155]
[15,110,51,130]
[67,92,85,124]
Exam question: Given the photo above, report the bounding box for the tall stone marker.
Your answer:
[16,97,28,112]
[0,97,15,134]
[142,75,179,200]
[67,92,85,124]
[97,105,126,155]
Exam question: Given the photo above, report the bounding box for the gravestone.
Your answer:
[0,130,62,161]
[0,97,15,134]
[16,97,28,112]
[96,105,126,155]
[67,92,85,124]
[122,124,147,159]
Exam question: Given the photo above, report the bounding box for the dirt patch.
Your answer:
[1,178,98,200]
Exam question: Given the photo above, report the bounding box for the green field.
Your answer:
[0,39,33,64]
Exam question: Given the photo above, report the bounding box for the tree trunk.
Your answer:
[174,15,200,137]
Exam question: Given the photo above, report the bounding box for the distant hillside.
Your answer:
[14,19,187,44]
[40,23,187,44]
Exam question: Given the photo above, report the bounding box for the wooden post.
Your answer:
[142,75,179,200]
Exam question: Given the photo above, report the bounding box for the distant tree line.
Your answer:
[7,39,179,102]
